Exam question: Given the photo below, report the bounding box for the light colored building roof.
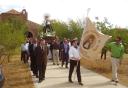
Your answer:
[5,9,20,14]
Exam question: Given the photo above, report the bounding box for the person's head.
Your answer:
[40,39,46,46]
[64,39,68,44]
[29,37,34,43]
[115,36,122,44]
[71,40,78,47]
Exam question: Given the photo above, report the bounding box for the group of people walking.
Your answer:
[21,37,83,85]
[21,38,48,82]
[21,36,125,86]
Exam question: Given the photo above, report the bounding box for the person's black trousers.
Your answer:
[21,51,28,63]
[42,63,47,79]
[21,51,25,61]
[30,55,37,75]
[69,60,81,82]
[37,64,43,81]
[62,53,69,67]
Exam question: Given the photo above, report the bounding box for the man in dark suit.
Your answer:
[35,39,48,83]
[28,38,37,76]
[60,39,69,68]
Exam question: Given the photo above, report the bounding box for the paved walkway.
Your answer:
[31,61,127,88]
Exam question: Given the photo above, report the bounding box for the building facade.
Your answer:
[0,9,40,38]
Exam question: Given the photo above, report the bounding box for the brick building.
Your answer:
[0,9,40,38]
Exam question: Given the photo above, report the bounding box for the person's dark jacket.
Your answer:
[53,42,60,50]
[35,45,48,65]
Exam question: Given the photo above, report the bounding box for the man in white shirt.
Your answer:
[25,42,29,53]
[68,39,83,86]
[21,41,30,63]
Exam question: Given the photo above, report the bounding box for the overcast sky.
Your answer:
[0,0,128,27]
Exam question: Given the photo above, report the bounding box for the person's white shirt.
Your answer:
[21,44,26,51]
[68,42,71,48]
[25,43,29,51]
[33,43,37,51]
[69,46,80,61]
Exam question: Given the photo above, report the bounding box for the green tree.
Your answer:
[0,16,27,61]
[51,19,83,40]
[95,17,113,34]
[95,18,128,53]
[68,20,83,40]
[52,20,69,40]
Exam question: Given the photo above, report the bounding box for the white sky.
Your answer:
[0,0,128,27]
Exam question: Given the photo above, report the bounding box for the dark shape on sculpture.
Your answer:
[83,35,95,49]
[101,46,107,60]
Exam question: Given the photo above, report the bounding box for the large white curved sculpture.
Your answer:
[80,17,111,59]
